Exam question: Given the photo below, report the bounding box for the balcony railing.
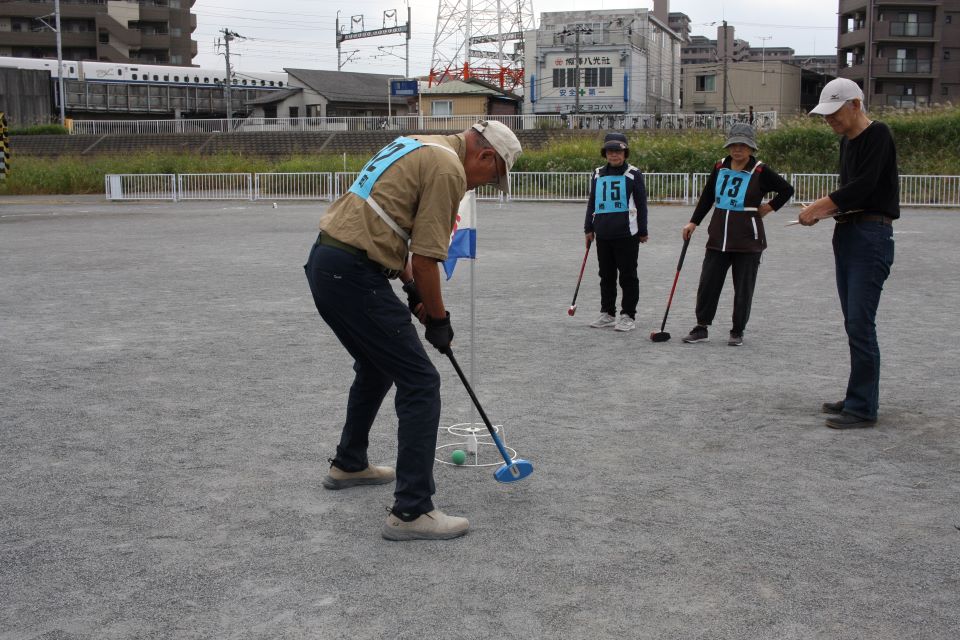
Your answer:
[886,95,930,108]
[890,21,934,37]
[887,59,932,73]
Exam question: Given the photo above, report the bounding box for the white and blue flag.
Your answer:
[443,192,477,280]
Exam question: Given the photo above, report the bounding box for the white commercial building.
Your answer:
[522,6,682,116]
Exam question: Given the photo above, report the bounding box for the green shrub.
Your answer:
[1,106,957,195]
[7,124,70,136]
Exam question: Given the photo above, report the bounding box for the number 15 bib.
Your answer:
[594,175,628,213]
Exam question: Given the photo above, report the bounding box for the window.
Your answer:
[583,67,613,88]
[289,106,299,118]
[552,68,577,87]
[431,100,453,116]
[163,75,169,81]
[99,31,109,44]
[947,15,952,24]
[203,77,209,83]
[132,73,138,80]
[268,81,274,87]
[174,75,179,81]
[278,82,284,87]
[695,74,716,92]
[943,85,949,95]
[945,50,951,60]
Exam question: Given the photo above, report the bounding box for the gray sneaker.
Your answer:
[682,325,709,343]
[322,462,395,490]
[382,509,470,541]
[728,332,743,346]
[614,315,636,332]
[821,400,844,415]
[590,312,617,328]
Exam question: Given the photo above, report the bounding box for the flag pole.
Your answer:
[468,193,477,430]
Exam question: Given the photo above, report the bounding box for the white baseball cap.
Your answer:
[809,78,865,115]
[471,120,522,194]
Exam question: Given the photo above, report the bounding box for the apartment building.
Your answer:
[838,0,960,107]
[0,0,197,65]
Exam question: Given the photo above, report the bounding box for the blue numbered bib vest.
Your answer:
[714,167,754,211]
[594,175,629,213]
[349,137,423,200]
[346,136,459,242]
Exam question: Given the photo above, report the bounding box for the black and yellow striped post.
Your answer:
[0,112,9,180]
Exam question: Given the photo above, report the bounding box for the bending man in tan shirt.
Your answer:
[304,121,521,541]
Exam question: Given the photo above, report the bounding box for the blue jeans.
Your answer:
[304,242,441,516]
[832,221,895,420]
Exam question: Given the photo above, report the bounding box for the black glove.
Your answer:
[402,280,422,315]
[424,312,454,353]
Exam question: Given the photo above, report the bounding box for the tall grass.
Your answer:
[2,106,957,195]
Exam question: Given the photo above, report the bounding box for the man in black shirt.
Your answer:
[799,78,898,429]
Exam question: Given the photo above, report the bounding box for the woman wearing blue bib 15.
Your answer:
[680,123,794,346]
[584,132,649,332]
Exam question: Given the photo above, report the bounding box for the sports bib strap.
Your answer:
[594,175,629,214]
[347,137,460,242]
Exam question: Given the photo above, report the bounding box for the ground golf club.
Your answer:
[567,239,592,316]
[650,237,690,342]
[444,349,533,483]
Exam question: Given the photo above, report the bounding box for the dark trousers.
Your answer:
[304,242,441,516]
[596,235,641,318]
[833,221,894,420]
[694,249,762,335]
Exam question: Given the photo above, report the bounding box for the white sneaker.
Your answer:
[614,315,636,332]
[590,312,617,328]
[382,509,470,541]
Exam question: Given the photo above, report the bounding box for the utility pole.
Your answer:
[559,25,592,115]
[721,20,728,116]
[38,1,67,124]
[54,0,65,125]
[220,29,242,129]
[759,35,771,85]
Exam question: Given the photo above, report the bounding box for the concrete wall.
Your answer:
[682,61,802,115]
[0,68,53,126]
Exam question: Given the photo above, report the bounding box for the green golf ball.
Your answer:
[451,449,466,465]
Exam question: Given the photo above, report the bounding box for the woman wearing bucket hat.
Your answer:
[583,132,649,332]
[798,78,899,430]
[680,123,794,346]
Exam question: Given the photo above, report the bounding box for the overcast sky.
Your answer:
[192,0,840,75]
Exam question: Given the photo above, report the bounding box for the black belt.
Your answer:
[835,213,893,225]
[315,233,402,279]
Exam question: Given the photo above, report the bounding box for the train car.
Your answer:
[0,56,286,88]
[0,56,81,79]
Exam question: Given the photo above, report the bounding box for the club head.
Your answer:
[494,458,534,483]
[650,331,671,343]
[567,305,577,316]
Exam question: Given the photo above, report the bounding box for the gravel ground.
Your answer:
[1,197,958,640]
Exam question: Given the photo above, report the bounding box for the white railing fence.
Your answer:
[790,173,841,205]
[255,172,334,200]
[177,173,253,200]
[105,172,960,208]
[899,174,960,207]
[72,111,780,136]
[104,173,176,201]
